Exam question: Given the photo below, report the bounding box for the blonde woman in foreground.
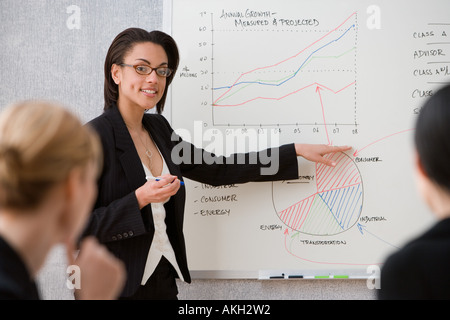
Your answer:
[0,100,125,300]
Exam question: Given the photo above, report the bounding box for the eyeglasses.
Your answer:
[120,64,173,78]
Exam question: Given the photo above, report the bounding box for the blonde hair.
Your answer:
[0,100,102,209]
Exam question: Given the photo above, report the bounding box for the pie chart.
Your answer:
[273,152,363,236]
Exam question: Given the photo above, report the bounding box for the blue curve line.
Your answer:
[213,24,355,91]
[357,223,400,249]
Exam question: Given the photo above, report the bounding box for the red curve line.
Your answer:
[353,128,415,156]
[284,230,382,266]
[214,81,356,107]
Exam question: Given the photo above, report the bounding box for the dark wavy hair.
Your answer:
[414,84,450,192]
[103,28,179,114]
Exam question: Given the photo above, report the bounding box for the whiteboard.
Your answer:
[170,0,449,278]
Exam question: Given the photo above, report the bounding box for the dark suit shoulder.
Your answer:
[383,220,449,271]
[86,111,114,135]
[143,113,172,129]
[143,113,175,142]
[401,218,450,255]
[379,218,450,299]
[0,236,40,300]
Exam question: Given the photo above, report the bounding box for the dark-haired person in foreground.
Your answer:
[83,27,351,300]
[379,84,450,299]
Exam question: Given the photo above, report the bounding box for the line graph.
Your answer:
[210,12,358,127]
[273,152,363,236]
[214,19,356,105]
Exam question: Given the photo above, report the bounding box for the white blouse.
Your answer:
[140,152,184,285]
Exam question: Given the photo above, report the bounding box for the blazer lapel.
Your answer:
[143,114,185,230]
[143,115,182,179]
[105,105,147,191]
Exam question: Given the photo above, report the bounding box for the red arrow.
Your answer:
[283,228,382,266]
[316,85,331,145]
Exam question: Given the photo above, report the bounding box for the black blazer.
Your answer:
[0,236,40,300]
[378,217,450,299]
[83,104,299,297]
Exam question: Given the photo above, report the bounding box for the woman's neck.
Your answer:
[116,98,146,130]
[424,181,450,220]
[433,192,450,220]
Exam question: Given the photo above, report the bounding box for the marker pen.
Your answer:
[146,176,185,186]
